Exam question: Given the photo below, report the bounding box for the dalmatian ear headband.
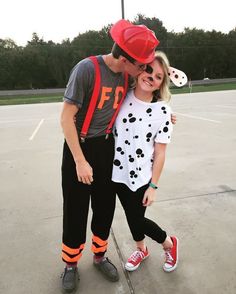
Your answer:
[168,66,188,87]
[146,64,188,87]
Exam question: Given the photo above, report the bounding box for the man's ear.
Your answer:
[120,56,128,64]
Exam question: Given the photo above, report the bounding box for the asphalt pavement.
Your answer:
[0,90,235,294]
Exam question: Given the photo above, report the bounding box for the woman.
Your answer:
[112,51,186,272]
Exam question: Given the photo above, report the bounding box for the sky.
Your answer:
[1,0,235,46]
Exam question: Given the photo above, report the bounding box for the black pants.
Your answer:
[61,135,116,263]
[115,183,167,244]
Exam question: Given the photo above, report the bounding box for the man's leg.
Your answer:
[61,141,91,292]
[88,136,119,281]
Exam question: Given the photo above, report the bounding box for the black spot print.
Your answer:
[163,127,168,133]
[161,106,167,114]
[166,121,169,125]
[123,118,127,123]
[130,170,138,179]
[130,117,136,123]
[127,113,136,123]
[129,155,134,162]
[146,108,152,117]
[114,159,123,169]
[125,140,130,145]
[114,128,118,137]
[113,159,120,166]
[126,128,129,131]
[133,135,139,139]
[175,74,179,79]
[146,132,152,142]
[148,124,151,127]
[136,148,144,158]
[117,147,125,155]
[129,103,132,106]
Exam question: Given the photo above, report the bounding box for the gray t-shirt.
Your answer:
[63,55,126,138]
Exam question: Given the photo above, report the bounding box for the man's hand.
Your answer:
[75,160,93,185]
[171,113,177,125]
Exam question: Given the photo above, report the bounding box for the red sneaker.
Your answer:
[125,248,149,271]
[163,236,179,272]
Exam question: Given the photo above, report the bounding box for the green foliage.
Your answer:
[0,17,235,90]
[1,83,236,106]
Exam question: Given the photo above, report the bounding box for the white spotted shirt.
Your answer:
[112,90,173,192]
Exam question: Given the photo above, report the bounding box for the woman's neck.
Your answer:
[134,87,153,103]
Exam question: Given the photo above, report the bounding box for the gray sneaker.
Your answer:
[93,257,119,282]
[61,266,79,293]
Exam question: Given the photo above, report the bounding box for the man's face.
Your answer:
[124,59,147,77]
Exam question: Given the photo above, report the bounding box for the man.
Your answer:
[60,19,159,293]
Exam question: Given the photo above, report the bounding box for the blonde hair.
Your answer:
[153,51,171,102]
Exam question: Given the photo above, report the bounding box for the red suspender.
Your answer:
[105,71,129,137]
[80,56,129,141]
[80,56,101,141]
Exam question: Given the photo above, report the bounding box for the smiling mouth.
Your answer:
[143,79,153,87]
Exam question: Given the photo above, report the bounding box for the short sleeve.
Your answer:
[155,107,173,144]
[63,58,95,107]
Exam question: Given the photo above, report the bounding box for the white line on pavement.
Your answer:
[215,105,236,109]
[175,112,222,123]
[29,119,44,141]
[0,117,56,124]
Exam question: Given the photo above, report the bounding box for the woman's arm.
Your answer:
[142,142,167,206]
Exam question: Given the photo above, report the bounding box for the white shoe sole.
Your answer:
[125,254,149,272]
[163,237,179,272]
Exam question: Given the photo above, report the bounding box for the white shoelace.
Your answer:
[165,250,173,263]
[129,250,145,263]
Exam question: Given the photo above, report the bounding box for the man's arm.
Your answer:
[60,102,93,185]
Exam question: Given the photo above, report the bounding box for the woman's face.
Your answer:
[137,59,164,93]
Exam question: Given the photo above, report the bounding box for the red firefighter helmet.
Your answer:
[110,19,159,64]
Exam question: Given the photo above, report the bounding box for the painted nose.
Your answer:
[148,76,153,81]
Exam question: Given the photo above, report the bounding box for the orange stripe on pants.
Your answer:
[91,235,108,254]
[62,243,85,263]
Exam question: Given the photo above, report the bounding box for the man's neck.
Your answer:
[103,54,123,73]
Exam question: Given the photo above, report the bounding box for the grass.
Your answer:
[171,82,236,94]
[1,83,236,106]
[0,93,63,106]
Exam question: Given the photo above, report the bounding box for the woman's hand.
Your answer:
[142,187,157,206]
